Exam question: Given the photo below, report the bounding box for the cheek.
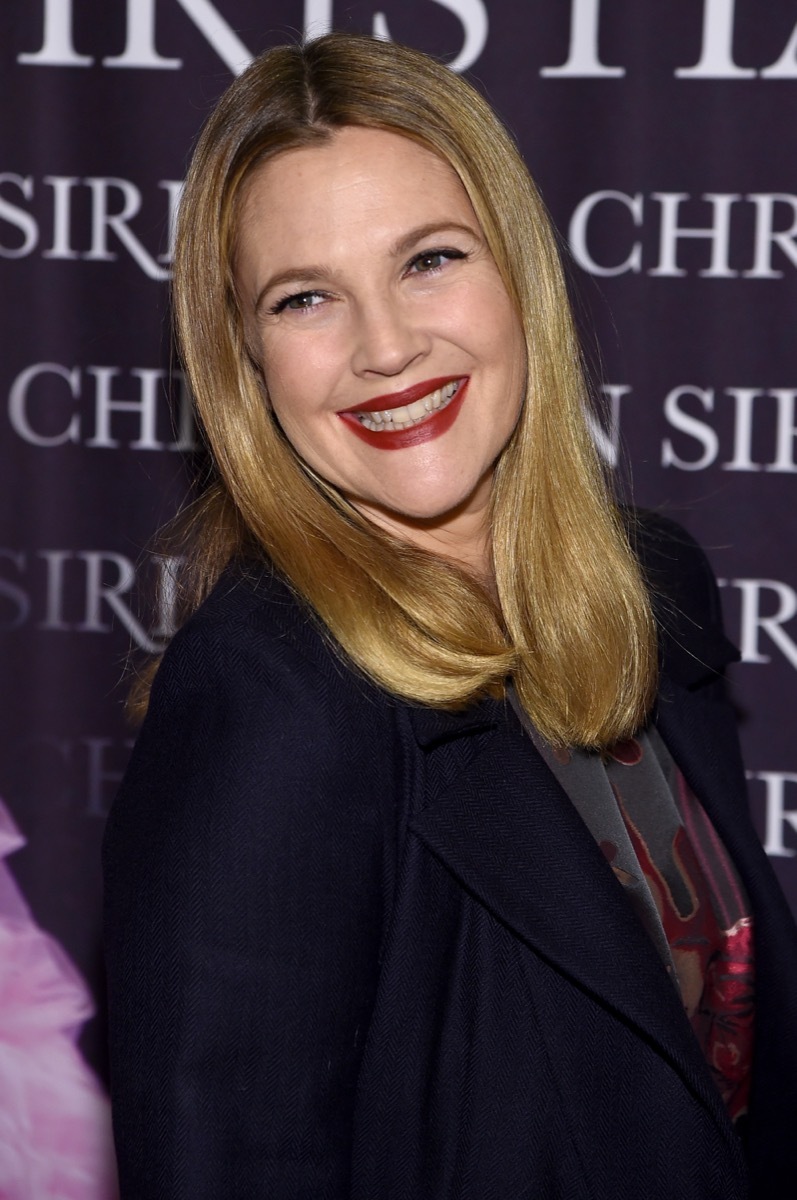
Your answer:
[254,357,304,442]
[267,386,312,448]
[262,367,337,470]
[260,329,341,402]
[461,283,523,365]
[257,337,306,413]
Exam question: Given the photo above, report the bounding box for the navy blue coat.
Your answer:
[104,515,797,1198]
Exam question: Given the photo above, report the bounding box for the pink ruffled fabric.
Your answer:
[0,800,118,1199]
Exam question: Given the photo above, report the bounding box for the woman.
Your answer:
[103,32,797,1199]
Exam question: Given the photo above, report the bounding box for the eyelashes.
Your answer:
[268,291,325,315]
[266,246,469,317]
[405,246,467,275]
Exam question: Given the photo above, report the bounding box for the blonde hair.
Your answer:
[144,31,656,748]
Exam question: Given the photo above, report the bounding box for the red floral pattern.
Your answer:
[607,739,755,1122]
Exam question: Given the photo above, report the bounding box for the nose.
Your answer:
[350,294,430,379]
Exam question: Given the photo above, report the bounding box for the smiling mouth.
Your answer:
[339,375,469,450]
[354,380,461,432]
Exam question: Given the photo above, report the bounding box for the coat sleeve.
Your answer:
[103,598,398,1199]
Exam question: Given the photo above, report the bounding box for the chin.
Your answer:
[355,495,482,537]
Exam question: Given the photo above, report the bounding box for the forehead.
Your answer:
[235,126,479,263]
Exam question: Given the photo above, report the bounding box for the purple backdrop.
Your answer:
[2,0,797,1176]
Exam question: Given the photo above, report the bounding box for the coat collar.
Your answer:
[406,687,740,1152]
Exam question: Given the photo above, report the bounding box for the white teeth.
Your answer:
[356,380,460,433]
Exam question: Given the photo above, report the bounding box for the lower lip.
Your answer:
[339,379,469,451]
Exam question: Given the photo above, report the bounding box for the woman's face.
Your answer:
[234,125,526,563]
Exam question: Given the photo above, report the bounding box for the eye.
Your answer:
[407,247,467,276]
[269,290,326,315]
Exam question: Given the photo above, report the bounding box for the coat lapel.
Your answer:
[407,695,736,1141]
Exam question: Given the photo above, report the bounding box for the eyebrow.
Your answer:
[252,220,481,316]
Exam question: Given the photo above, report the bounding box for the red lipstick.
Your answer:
[339,376,469,450]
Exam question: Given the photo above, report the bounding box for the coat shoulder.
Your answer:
[113,558,405,854]
[163,558,374,697]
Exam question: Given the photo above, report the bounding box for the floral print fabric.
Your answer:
[516,708,754,1124]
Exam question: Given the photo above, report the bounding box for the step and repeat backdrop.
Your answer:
[2,0,796,1186]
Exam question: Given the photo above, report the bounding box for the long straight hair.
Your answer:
[143,32,657,748]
